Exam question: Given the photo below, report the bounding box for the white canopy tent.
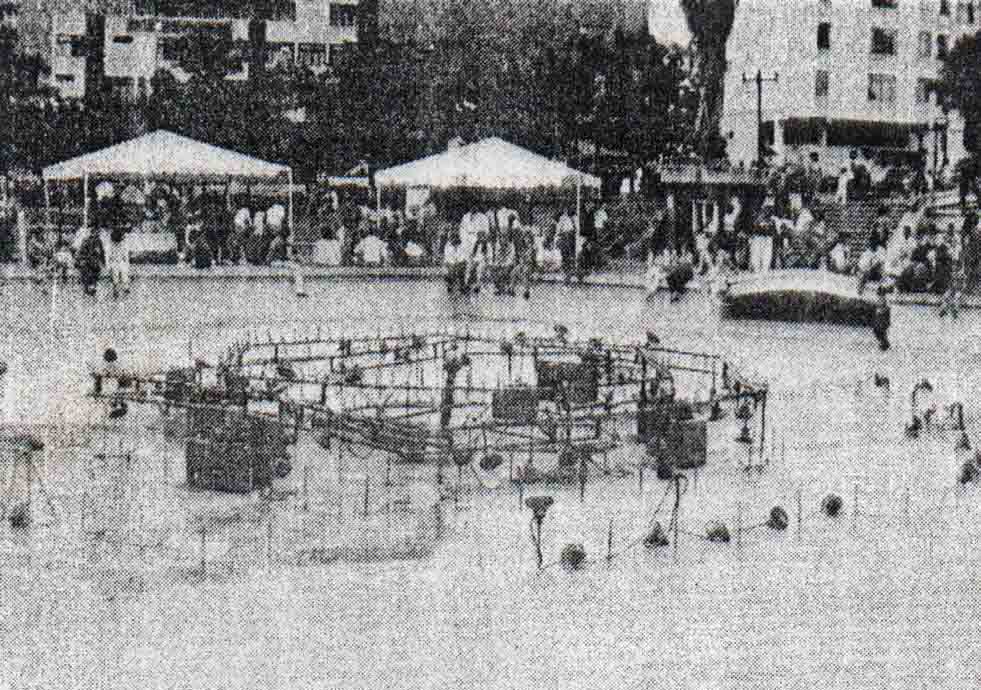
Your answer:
[375,137,601,262]
[42,130,294,234]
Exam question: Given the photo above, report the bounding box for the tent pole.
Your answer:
[43,178,51,243]
[575,175,582,270]
[288,170,295,260]
[83,173,89,230]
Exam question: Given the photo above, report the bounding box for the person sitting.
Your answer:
[827,239,850,274]
[885,225,914,281]
[665,246,695,302]
[225,226,243,265]
[245,222,268,265]
[856,235,886,294]
[312,229,342,266]
[52,240,73,283]
[404,239,426,266]
[355,233,388,266]
[267,203,286,235]
[266,231,288,265]
[646,245,671,297]
[26,230,51,282]
[898,232,934,293]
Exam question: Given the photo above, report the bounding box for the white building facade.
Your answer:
[721,0,977,173]
[48,0,362,100]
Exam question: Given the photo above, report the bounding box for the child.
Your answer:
[645,246,668,298]
[26,231,51,285]
[52,240,73,283]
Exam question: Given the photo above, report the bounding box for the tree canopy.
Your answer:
[1,0,698,184]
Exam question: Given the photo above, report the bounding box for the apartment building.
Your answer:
[1,0,18,28]
[48,0,366,100]
[721,0,977,172]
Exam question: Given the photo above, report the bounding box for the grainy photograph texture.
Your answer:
[2,0,981,688]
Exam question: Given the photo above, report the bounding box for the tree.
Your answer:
[0,25,51,174]
[939,31,981,198]
[679,0,737,161]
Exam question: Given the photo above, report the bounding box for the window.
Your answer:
[815,70,830,98]
[918,30,933,57]
[55,74,75,83]
[958,1,976,22]
[157,38,179,62]
[872,0,898,7]
[56,34,87,58]
[868,73,897,104]
[937,33,949,58]
[916,78,937,103]
[112,35,134,44]
[941,0,951,14]
[871,27,897,54]
[298,43,327,68]
[329,3,357,27]
[330,42,355,65]
[265,42,294,67]
[817,22,831,50]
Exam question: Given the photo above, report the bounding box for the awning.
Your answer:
[375,137,600,190]
[43,130,291,182]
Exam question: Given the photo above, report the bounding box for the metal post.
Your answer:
[742,70,779,167]
[736,502,742,550]
[303,464,309,511]
[575,175,582,271]
[759,392,767,459]
[607,519,613,568]
[83,172,89,229]
[852,483,858,533]
[200,525,207,575]
[363,475,370,518]
[673,476,681,563]
[797,488,803,541]
[287,169,295,260]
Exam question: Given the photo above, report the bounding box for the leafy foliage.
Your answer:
[1,0,698,183]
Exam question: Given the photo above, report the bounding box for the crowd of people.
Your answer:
[19,188,295,297]
[308,199,612,295]
[8,179,981,316]
[634,192,981,315]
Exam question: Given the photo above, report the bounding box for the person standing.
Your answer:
[105,226,131,298]
[77,228,105,295]
[750,211,775,273]
[466,206,490,293]
[556,209,576,284]
[872,288,891,351]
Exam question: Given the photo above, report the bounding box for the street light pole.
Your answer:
[743,70,779,166]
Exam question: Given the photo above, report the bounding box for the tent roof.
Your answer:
[374,137,600,190]
[43,130,291,182]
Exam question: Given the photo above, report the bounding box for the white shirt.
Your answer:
[234,208,252,230]
[405,241,425,259]
[356,235,388,265]
[594,208,609,232]
[795,208,814,235]
[104,236,129,267]
[313,239,341,266]
[267,204,286,231]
